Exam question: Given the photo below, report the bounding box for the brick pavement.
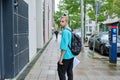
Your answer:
[24,35,120,80]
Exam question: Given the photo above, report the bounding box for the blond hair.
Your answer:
[60,16,69,23]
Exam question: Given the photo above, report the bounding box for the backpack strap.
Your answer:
[65,28,72,32]
[65,28,72,50]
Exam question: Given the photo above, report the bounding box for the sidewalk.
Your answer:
[24,34,120,80]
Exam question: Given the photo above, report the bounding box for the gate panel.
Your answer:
[2,0,29,78]
[13,0,29,76]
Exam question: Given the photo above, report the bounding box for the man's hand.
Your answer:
[59,50,66,65]
[59,58,63,65]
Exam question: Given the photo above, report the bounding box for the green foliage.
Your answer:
[113,0,120,17]
[97,13,106,22]
[86,0,107,21]
[53,11,63,27]
[54,0,120,29]
[54,0,81,29]
[87,9,95,21]
[86,0,95,8]
[87,0,120,21]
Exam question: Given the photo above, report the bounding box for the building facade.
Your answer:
[0,0,55,79]
[28,0,55,60]
[85,14,96,34]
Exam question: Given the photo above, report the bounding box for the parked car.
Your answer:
[73,29,81,38]
[88,32,120,55]
[75,32,81,37]
[88,33,97,49]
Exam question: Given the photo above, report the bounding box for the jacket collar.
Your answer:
[64,25,71,30]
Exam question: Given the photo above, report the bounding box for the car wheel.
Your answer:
[100,45,104,55]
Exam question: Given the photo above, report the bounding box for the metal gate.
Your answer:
[13,0,29,77]
[0,0,29,79]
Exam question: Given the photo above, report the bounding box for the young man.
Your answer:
[57,16,75,80]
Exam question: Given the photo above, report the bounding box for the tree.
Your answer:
[54,0,120,29]
[54,11,63,28]
[86,0,120,22]
[86,0,109,22]
[113,0,120,17]
[54,0,81,29]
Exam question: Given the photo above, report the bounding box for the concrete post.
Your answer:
[80,0,84,49]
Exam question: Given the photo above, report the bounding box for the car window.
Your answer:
[86,34,91,36]
[90,35,94,38]
[117,37,120,42]
[91,35,94,37]
[101,35,108,40]
[95,35,99,38]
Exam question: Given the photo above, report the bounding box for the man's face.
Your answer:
[60,18,68,28]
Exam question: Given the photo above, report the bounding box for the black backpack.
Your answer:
[66,29,82,56]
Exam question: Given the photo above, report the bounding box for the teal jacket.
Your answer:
[60,26,75,59]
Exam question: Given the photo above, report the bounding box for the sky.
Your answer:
[55,0,60,11]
